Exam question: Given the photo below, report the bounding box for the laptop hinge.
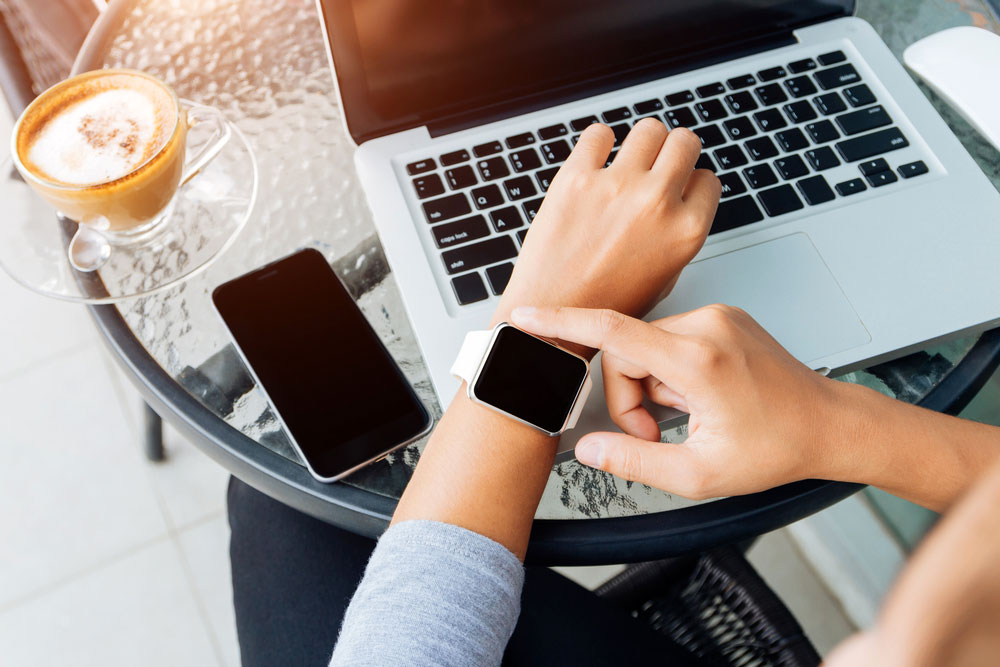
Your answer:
[426,31,797,139]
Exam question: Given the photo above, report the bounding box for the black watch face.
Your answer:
[473,325,589,433]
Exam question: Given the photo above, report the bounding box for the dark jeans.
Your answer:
[227,477,700,666]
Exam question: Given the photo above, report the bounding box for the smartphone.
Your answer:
[212,248,432,482]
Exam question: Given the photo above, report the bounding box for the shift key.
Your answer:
[442,236,518,275]
[836,127,909,162]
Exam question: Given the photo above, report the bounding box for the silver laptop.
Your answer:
[316,1,1000,454]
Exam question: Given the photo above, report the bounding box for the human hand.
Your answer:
[510,304,865,499]
[491,120,720,356]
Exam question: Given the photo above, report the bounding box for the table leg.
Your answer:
[143,402,165,462]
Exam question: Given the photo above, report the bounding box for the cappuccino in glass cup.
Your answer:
[10,69,230,242]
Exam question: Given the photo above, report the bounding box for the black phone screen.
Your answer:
[212,248,430,480]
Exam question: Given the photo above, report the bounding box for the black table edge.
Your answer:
[74,0,1000,565]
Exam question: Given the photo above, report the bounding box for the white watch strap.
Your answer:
[450,330,494,384]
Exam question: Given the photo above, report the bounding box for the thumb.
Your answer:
[575,432,709,498]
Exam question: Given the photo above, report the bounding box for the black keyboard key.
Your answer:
[866,170,898,187]
[774,154,809,180]
[727,74,756,89]
[602,107,633,123]
[489,206,524,232]
[502,175,537,201]
[509,148,542,173]
[432,215,490,249]
[711,195,764,234]
[844,84,876,107]
[665,90,695,106]
[753,108,787,132]
[719,172,747,198]
[785,75,818,98]
[835,178,867,196]
[477,156,510,181]
[815,64,861,90]
[797,175,835,205]
[440,150,469,166]
[634,99,664,115]
[413,173,445,199]
[485,263,514,296]
[745,136,779,161]
[694,124,727,148]
[898,160,928,178]
[610,123,630,146]
[836,105,891,135]
[817,50,847,66]
[665,107,698,128]
[784,100,818,123]
[406,158,435,175]
[725,91,758,114]
[806,119,840,143]
[571,134,581,145]
[451,272,488,305]
[758,66,787,81]
[442,236,518,275]
[535,167,559,192]
[743,164,778,189]
[541,140,572,165]
[788,58,817,73]
[775,128,809,152]
[858,158,890,176]
[570,116,599,132]
[522,197,545,222]
[506,132,536,149]
[473,141,503,157]
[445,165,477,190]
[814,92,847,115]
[696,82,726,98]
[754,83,788,106]
[695,153,716,172]
[516,229,528,246]
[714,145,749,169]
[471,184,504,209]
[757,184,804,216]
[604,150,619,168]
[695,99,728,122]
[723,116,757,140]
[836,127,909,162]
[805,146,840,171]
[538,124,568,140]
[423,192,472,224]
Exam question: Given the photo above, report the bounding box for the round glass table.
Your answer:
[69,0,1000,564]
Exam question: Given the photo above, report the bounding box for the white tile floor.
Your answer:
[0,98,857,665]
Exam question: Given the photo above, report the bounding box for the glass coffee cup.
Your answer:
[10,69,230,249]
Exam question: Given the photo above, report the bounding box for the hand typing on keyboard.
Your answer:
[491,118,720,357]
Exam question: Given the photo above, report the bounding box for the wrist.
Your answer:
[816,379,894,484]
[490,294,596,360]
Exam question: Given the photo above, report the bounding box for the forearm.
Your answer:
[831,382,1000,512]
[391,390,556,560]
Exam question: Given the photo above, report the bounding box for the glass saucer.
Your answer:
[0,119,258,304]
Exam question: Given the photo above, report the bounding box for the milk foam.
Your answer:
[26,89,167,186]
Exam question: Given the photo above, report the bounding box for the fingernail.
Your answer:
[511,306,537,323]
[575,438,605,468]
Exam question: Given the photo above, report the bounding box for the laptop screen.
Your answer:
[319,0,853,144]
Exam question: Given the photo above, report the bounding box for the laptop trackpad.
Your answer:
[648,233,870,364]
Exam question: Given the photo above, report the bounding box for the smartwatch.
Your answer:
[451,323,592,436]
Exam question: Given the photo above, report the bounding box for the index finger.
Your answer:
[510,306,693,385]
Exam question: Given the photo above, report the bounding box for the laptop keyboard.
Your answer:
[404,50,929,307]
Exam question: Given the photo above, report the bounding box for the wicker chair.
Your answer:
[596,545,822,667]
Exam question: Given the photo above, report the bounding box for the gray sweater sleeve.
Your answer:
[329,520,525,666]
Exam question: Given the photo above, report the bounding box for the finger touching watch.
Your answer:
[451,323,592,436]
